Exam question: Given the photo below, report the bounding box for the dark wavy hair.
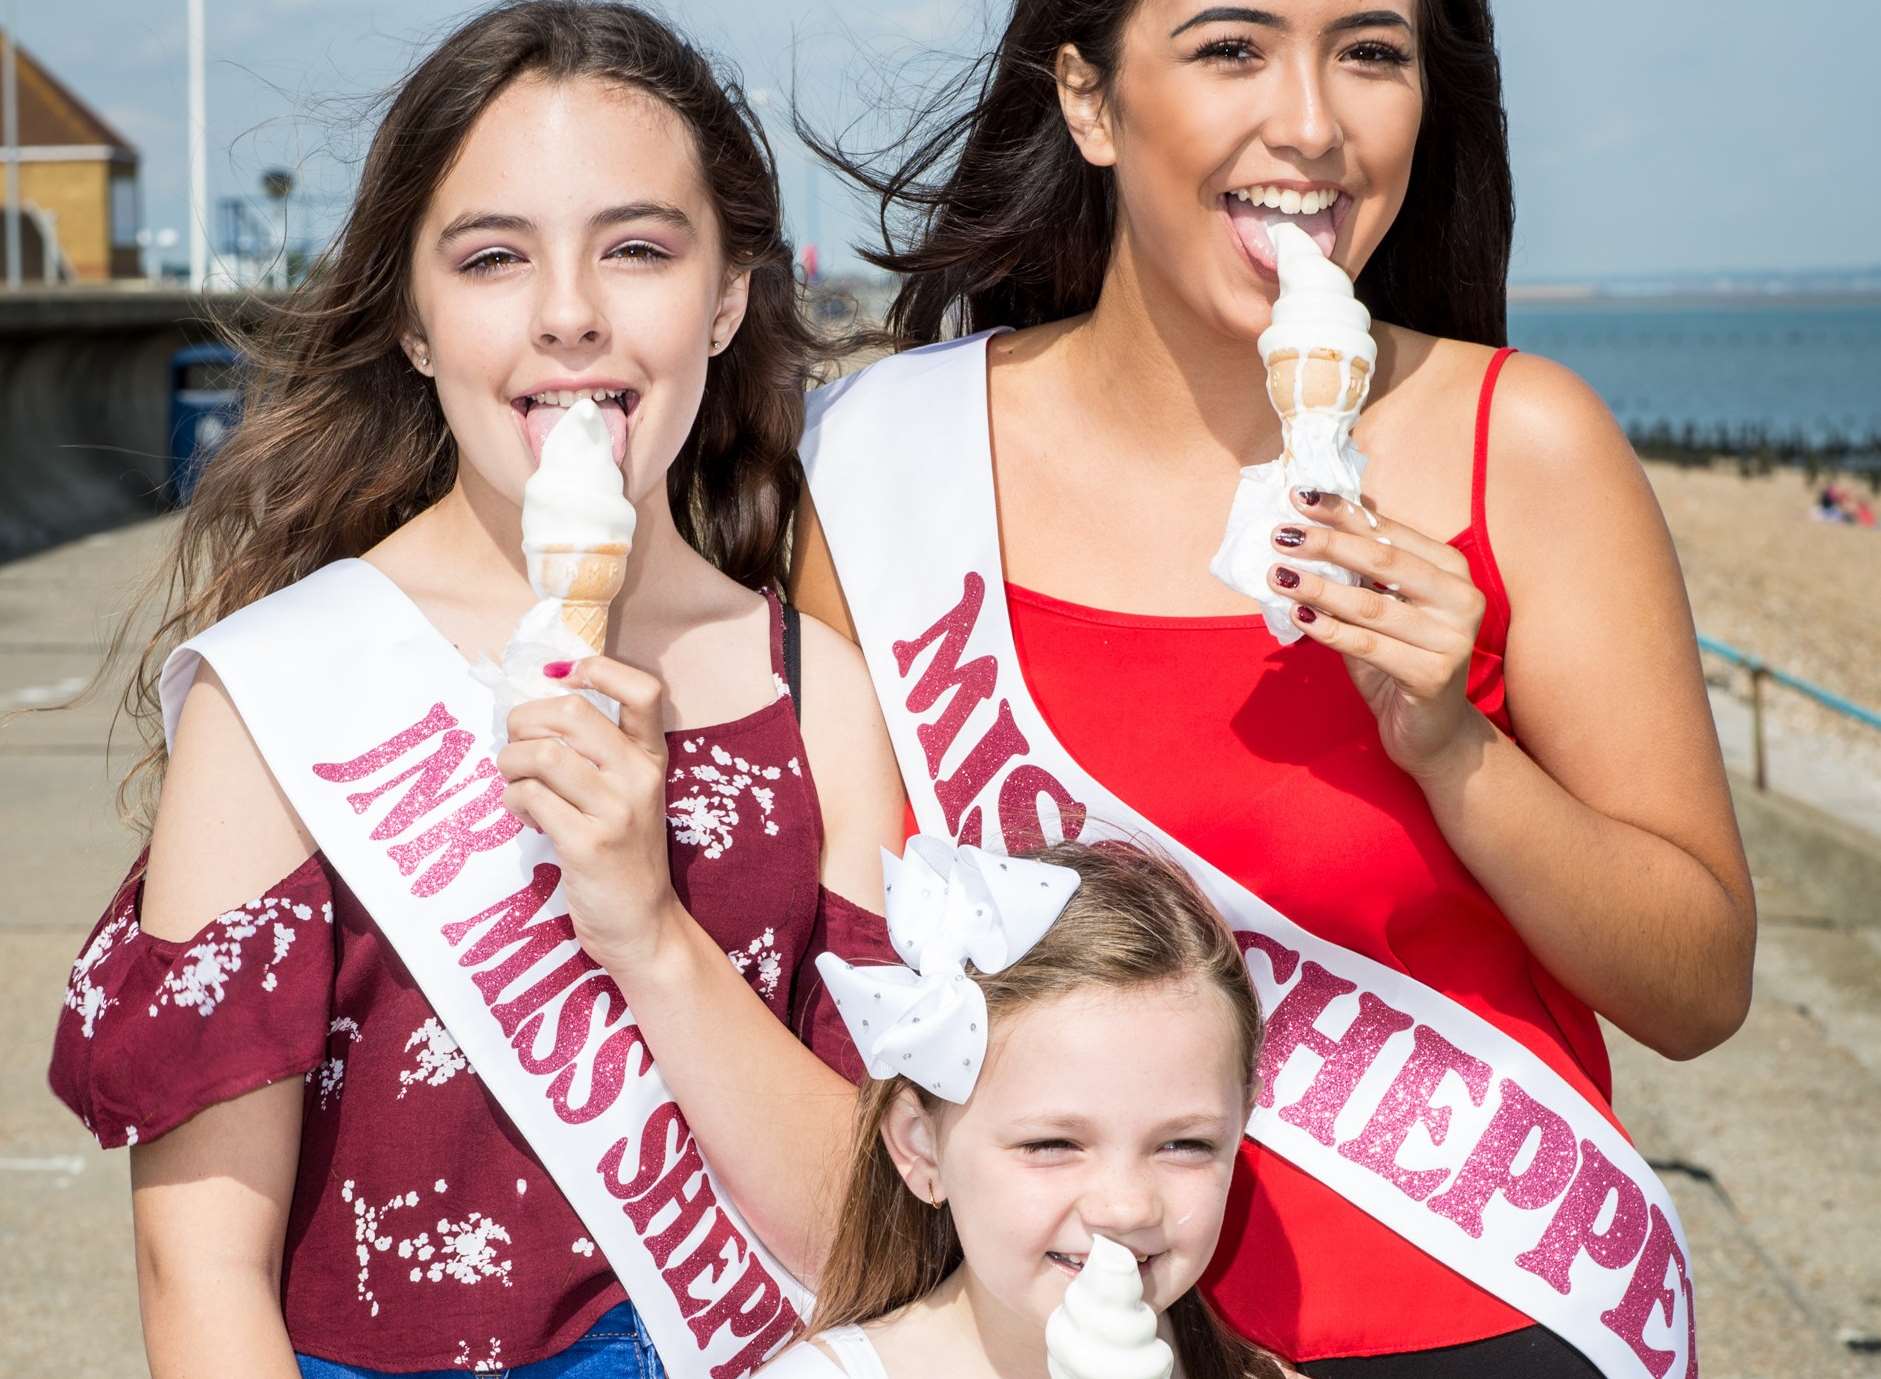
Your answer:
[801,0,1513,348]
[106,0,831,826]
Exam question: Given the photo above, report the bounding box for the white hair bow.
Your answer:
[814,835,1082,1103]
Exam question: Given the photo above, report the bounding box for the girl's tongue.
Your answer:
[524,398,630,468]
[1226,196,1338,271]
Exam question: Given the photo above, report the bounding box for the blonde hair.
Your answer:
[810,839,1282,1379]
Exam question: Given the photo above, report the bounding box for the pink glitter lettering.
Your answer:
[550,1021,649,1125]
[1259,961,1413,1144]
[1338,1024,1492,1201]
[599,1101,688,1203]
[1236,931,1301,985]
[1600,1204,1696,1379]
[312,702,457,784]
[624,1134,716,1263]
[1516,1139,1650,1294]
[711,1305,801,1379]
[997,764,1088,850]
[386,768,523,896]
[932,703,1029,839]
[683,1251,789,1358]
[893,573,999,780]
[666,1209,749,1315]
[512,972,622,1075]
[493,950,604,1041]
[441,864,560,949]
[1428,1080,1580,1238]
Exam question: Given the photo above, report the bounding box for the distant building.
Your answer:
[0,30,140,282]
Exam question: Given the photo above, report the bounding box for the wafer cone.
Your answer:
[525,543,630,655]
[1265,347,1373,420]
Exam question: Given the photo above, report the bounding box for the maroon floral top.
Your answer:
[48,590,892,1372]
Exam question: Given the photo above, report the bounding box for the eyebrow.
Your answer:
[435,201,694,251]
[1169,7,1412,38]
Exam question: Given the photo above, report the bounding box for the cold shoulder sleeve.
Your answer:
[47,850,337,1149]
[790,887,898,1085]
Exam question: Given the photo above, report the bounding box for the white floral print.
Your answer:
[727,927,784,1000]
[309,1016,363,1111]
[667,744,785,860]
[453,1338,504,1373]
[343,1177,513,1318]
[146,895,330,1019]
[398,1017,471,1097]
[64,897,137,1039]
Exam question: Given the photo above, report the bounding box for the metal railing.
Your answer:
[1697,634,1881,791]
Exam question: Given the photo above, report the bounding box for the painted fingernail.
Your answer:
[1274,566,1301,590]
[1295,488,1323,506]
[543,661,573,679]
[1275,526,1307,549]
[1296,606,1318,625]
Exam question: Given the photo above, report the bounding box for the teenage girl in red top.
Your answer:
[791,1,1755,1374]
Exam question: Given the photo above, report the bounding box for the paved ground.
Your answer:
[1,518,1876,1378]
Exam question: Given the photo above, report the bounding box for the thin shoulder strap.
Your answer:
[1468,347,1519,618]
[764,587,804,721]
[820,1326,892,1379]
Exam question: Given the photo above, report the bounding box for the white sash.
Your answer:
[802,333,1697,1379]
[159,561,807,1379]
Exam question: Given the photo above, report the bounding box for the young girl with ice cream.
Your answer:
[46,5,902,1377]
[793,1,1751,1375]
[762,839,1285,1379]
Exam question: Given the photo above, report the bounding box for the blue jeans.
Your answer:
[296,1302,665,1379]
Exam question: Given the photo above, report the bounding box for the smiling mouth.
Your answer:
[1224,183,1349,276]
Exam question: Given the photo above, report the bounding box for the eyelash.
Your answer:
[457,241,671,276]
[1016,1139,1218,1156]
[1192,37,1413,69]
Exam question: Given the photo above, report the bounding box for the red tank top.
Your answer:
[1005,349,1614,1361]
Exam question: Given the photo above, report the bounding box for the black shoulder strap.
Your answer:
[782,601,803,722]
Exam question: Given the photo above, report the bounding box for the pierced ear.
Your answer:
[708,267,752,357]
[879,1086,945,1204]
[401,334,434,377]
[1056,44,1117,169]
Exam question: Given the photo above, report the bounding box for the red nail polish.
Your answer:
[1296,606,1318,625]
[543,660,573,679]
[1275,527,1307,549]
[1296,488,1323,506]
[1274,567,1301,590]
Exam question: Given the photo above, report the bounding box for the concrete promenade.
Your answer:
[2,518,1877,1377]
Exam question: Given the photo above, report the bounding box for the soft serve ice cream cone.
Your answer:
[520,399,638,655]
[1210,220,1379,644]
[1044,1235,1175,1379]
[470,399,637,748]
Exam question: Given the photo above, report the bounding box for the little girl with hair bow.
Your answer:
[765,837,1289,1379]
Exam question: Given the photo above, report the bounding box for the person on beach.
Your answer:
[47,4,900,1376]
[792,1,1755,1375]
[763,839,1286,1379]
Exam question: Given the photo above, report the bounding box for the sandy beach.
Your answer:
[1644,459,1881,829]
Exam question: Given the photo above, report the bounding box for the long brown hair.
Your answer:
[104,0,831,828]
[800,0,1513,348]
[810,840,1283,1379]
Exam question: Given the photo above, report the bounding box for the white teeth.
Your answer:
[1231,185,1339,215]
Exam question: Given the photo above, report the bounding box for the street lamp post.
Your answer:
[3,0,22,291]
[188,0,206,292]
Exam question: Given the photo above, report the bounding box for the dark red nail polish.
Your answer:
[543,660,573,679]
[1296,488,1323,506]
[1274,566,1301,590]
[1275,527,1307,548]
[1296,606,1318,625]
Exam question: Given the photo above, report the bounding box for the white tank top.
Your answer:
[760,1327,892,1379]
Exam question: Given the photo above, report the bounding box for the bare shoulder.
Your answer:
[795,610,905,906]
[1488,350,1639,479]
[143,663,317,943]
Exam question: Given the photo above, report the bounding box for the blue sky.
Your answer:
[20,0,1879,282]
